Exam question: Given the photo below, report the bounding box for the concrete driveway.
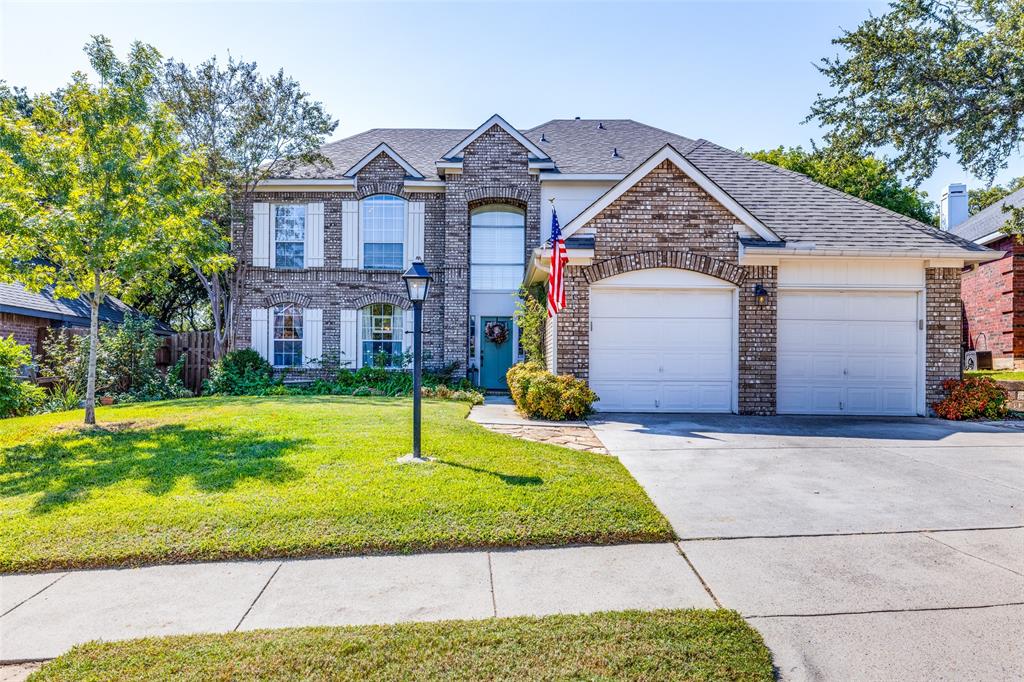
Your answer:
[590,414,1024,681]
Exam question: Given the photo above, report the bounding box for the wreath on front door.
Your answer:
[484,321,509,346]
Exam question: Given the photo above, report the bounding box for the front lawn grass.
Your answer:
[30,609,774,682]
[0,396,672,572]
[965,369,1024,381]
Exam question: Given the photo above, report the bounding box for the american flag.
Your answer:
[547,208,568,317]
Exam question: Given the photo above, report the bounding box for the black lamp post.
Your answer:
[402,258,432,461]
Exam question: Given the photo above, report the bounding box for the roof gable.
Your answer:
[344,142,424,179]
[561,143,781,243]
[442,114,550,161]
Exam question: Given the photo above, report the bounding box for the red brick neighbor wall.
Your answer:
[961,237,1024,369]
[552,160,779,414]
[926,267,963,407]
[0,313,52,355]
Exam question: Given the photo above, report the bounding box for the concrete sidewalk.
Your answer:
[0,542,713,662]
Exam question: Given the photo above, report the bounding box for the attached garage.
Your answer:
[777,290,922,416]
[589,269,736,412]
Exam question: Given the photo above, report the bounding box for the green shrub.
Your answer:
[933,376,1009,420]
[514,285,546,364]
[420,384,485,405]
[205,349,275,396]
[0,336,45,418]
[506,362,598,420]
[44,382,81,413]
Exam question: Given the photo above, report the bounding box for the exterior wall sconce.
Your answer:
[753,283,769,306]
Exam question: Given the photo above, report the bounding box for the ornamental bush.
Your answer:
[932,376,1009,420]
[506,362,598,420]
[0,336,45,418]
[204,348,275,395]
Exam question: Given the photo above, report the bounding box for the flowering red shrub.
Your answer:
[932,376,1009,420]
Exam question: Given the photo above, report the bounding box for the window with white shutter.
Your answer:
[250,308,270,361]
[302,308,323,367]
[304,203,324,268]
[406,201,425,268]
[341,201,359,268]
[252,203,270,267]
[339,308,359,369]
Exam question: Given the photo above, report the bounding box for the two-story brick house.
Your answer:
[236,115,996,414]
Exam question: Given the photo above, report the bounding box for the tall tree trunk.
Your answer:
[84,272,101,425]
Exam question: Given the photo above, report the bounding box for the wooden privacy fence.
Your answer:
[158,331,214,395]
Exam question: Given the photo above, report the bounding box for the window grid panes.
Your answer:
[470,205,525,291]
[362,195,405,270]
[274,205,305,269]
[273,304,303,367]
[361,303,404,368]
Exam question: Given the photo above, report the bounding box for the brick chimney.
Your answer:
[940,183,968,230]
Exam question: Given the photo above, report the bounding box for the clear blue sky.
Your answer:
[2,0,1021,205]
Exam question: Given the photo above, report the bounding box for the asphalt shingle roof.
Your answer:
[523,119,697,173]
[290,128,470,181]
[0,281,172,332]
[950,187,1024,243]
[281,118,991,256]
[683,141,988,254]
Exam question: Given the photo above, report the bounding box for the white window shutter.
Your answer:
[340,308,359,369]
[252,203,270,267]
[403,308,415,356]
[342,200,360,268]
[305,203,324,267]
[406,201,425,268]
[302,308,323,367]
[251,308,269,361]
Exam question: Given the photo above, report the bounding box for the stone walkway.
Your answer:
[467,400,608,454]
[1,543,712,663]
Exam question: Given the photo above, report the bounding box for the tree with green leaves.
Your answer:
[970,176,1024,214]
[747,145,936,223]
[158,55,337,359]
[809,0,1024,185]
[0,37,217,424]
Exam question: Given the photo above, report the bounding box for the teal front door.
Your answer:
[480,316,514,390]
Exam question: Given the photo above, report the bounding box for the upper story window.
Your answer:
[273,304,303,367]
[362,195,405,270]
[361,303,404,368]
[274,205,306,269]
[470,204,525,291]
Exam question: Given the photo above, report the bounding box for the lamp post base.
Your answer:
[397,453,434,464]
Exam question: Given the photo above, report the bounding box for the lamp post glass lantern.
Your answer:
[402,259,432,461]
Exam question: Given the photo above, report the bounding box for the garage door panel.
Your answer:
[778,291,920,416]
[590,286,734,413]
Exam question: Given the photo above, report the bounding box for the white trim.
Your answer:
[539,173,626,182]
[441,114,550,161]
[742,246,991,262]
[560,144,780,243]
[404,180,446,189]
[528,160,556,170]
[344,142,424,179]
[974,230,1007,246]
[256,179,355,189]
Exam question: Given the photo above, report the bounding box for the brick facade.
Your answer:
[0,312,53,355]
[552,161,778,414]
[961,237,1024,369]
[232,126,541,379]
[926,267,963,407]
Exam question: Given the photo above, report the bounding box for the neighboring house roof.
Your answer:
[0,281,173,333]
[281,116,991,257]
[950,187,1024,244]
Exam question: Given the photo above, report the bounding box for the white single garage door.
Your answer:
[590,274,735,412]
[778,291,921,415]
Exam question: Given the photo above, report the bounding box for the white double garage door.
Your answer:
[589,270,921,415]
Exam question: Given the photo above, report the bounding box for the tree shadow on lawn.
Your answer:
[434,459,543,486]
[0,422,306,515]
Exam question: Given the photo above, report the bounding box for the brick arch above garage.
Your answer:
[581,251,746,286]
